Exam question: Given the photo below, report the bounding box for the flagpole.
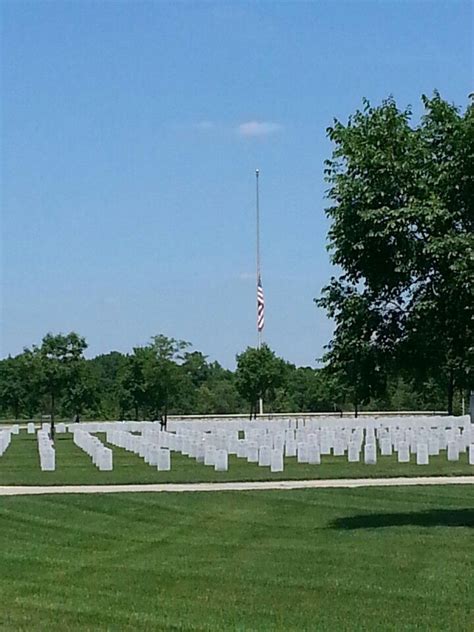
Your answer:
[256,169,263,416]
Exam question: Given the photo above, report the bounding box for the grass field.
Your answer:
[0,432,472,486]
[0,486,472,630]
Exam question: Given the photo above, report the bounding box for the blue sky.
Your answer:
[1,1,472,367]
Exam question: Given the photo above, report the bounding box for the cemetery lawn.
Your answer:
[0,432,472,486]
[0,486,472,631]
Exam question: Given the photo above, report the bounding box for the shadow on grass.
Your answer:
[330,509,474,530]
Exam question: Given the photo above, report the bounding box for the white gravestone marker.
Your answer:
[447,441,459,462]
[397,442,410,463]
[348,443,360,463]
[204,445,216,466]
[297,443,309,463]
[247,441,259,463]
[416,443,429,465]
[258,445,272,467]
[214,449,228,472]
[307,444,321,465]
[157,448,171,471]
[364,443,377,465]
[270,449,284,472]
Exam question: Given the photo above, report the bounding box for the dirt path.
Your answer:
[1,476,473,496]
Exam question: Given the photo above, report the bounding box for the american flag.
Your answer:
[257,274,265,332]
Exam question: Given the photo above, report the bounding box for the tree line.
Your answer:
[0,331,459,424]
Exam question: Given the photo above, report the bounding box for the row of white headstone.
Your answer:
[71,429,113,471]
[106,429,171,470]
[37,429,55,471]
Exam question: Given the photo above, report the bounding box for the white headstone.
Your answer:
[204,445,216,466]
[307,444,321,465]
[214,449,228,472]
[157,448,171,471]
[270,449,284,472]
[247,441,259,463]
[236,440,247,458]
[273,433,285,451]
[195,442,205,463]
[320,435,331,455]
[258,445,272,467]
[297,443,309,463]
[447,441,459,461]
[380,437,392,456]
[98,448,113,471]
[364,443,377,465]
[416,443,429,465]
[428,436,440,456]
[397,441,410,463]
[348,443,360,462]
[148,445,159,466]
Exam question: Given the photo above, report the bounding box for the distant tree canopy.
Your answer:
[316,92,474,415]
[0,329,460,421]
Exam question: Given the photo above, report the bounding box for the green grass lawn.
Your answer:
[0,486,472,630]
[0,432,472,486]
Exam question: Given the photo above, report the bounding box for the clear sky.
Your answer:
[1,1,472,367]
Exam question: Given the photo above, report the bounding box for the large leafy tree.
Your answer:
[317,93,474,414]
[32,332,88,437]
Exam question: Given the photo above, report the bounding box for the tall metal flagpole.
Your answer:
[256,169,263,416]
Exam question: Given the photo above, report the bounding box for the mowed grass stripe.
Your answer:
[0,487,472,631]
[0,432,472,486]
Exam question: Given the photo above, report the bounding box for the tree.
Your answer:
[62,360,98,419]
[182,351,210,387]
[317,93,474,414]
[32,332,88,438]
[285,366,340,413]
[89,351,128,418]
[0,353,38,419]
[141,335,190,423]
[235,344,286,418]
[318,290,388,416]
[117,351,147,420]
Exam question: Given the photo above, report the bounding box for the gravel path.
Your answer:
[1,476,473,496]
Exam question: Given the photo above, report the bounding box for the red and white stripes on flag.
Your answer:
[257,274,265,332]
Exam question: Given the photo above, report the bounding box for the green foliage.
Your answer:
[235,344,287,417]
[0,353,38,419]
[30,333,88,433]
[89,352,128,418]
[0,330,460,419]
[317,92,474,414]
